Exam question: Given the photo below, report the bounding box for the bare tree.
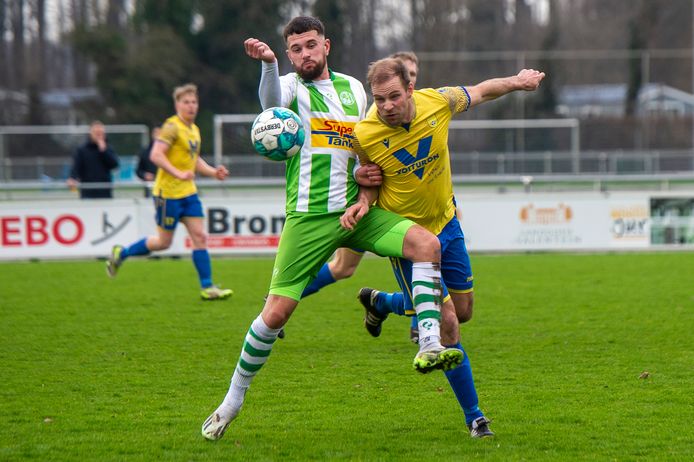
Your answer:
[71,0,91,86]
[10,0,25,89]
[0,0,7,87]
[34,0,47,87]
[107,0,127,30]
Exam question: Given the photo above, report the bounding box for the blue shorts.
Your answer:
[389,215,473,316]
[154,193,204,231]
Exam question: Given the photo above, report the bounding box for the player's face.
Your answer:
[286,30,330,81]
[176,93,199,124]
[372,76,414,126]
[403,59,418,87]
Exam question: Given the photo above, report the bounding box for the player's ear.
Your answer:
[407,81,414,96]
[324,38,330,56]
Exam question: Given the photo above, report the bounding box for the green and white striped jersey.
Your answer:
[279,70,367,214]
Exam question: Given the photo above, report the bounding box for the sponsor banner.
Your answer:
[0,190,688,260]
[0,196,287,260]
[0,200,142,259]
[185,235,281,249]
[455,193,651,251]
[609,203,650,247]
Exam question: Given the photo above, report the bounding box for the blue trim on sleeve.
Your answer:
[459,86,471,111]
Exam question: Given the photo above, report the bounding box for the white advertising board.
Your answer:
[456,193,651,251]
[0,189,684,260]
[0,193,287,260]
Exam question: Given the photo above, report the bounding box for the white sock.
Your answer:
[411,262,443,351]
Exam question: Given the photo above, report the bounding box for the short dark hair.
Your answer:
[367,58,410,89]
[283,16,325,42]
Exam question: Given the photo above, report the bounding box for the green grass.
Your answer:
[1,253,693,461]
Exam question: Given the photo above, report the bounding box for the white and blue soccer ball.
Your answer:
[250,107,305,161]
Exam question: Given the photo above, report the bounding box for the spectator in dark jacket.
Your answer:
[67,121,120,199]
[136,127,160,197]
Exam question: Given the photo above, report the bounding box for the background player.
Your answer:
[106,83,233,301]
[343,57,545,437]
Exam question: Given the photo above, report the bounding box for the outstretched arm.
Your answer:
[466,69,545,109]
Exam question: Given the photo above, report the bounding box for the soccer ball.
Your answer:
[250,107,305,161]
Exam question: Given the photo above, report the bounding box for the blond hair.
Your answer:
[173,83,198,103]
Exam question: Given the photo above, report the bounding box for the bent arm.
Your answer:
[150,140,190,180]
[195,157,216,177]
[101,145,120,170]
[259,61,282,109]
[340,185,379,231]
[357,185,378,206]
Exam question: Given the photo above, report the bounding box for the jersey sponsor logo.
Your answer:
[392,135,437,179]
[310,119,356,150]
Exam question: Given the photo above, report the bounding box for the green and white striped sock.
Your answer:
[219,315,281,419]
[412,262,443,351]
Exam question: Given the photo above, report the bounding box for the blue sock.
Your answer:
[410,315,418,329]
[301,263,336,298]
[373,291,406,316]
[443,342,484,425]
[123,238,149,260]
[192,249,213,288]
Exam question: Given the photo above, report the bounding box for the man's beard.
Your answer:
[296,57,326,81]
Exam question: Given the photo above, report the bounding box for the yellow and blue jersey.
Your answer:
[354,87,470,235]
[152,115,201,199]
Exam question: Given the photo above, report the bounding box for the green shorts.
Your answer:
[269,207,414,300]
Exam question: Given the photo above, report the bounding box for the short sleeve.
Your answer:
[158,122,178,146]
[352,134,371,165]
[436,86,471,113]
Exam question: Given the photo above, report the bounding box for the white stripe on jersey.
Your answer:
[329,154,350,211]
[295,135,313,211]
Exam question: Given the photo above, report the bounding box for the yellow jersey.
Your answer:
[353,87,470,234]
[152,115,200,199]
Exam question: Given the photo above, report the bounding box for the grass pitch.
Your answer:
[1,252,693,461]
